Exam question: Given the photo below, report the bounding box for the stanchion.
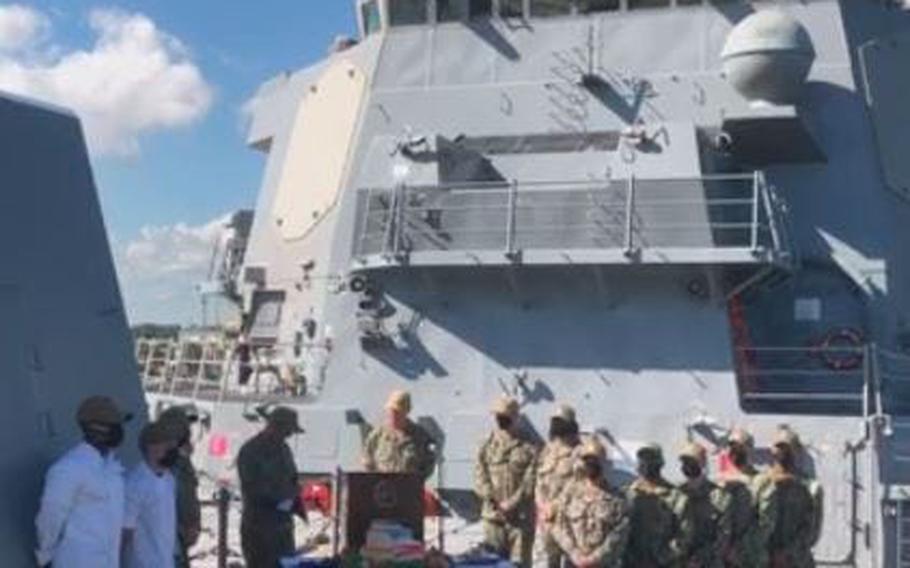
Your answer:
[216,486,231,568]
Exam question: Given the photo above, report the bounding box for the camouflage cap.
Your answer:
[637,443,665,465]
[728,427,754,448]
[579,437,607,461]
[76,396,132,425]
[267,406,304,434]
[158,405,197,440]
[552,404,576,423]
[773,425,802,449]
[491,396,520,418]
[385,390,412,414]
[679,442,708,466]
[139,421,174,449]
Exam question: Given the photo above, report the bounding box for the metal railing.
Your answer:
[352,173,788,264]
[899,500,910,567]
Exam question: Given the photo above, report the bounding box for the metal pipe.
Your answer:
[332,467,343,558]
[750,170,760,251]
[624,175,635,257]
[505,179,518,257]
[216,486,231,568]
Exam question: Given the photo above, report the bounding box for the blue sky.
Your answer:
[0,1,356,324]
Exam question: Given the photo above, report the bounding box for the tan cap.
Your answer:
[552,404,576,423]
[579,437,607,461]
[158,406,196,440]
[773,425,801,449]
[384,390,412,414]
[267,406,304,433]
[729,427,754,448]
[637,443,664,465]
[139,421,174,449]
[491,396,520,417]
[76,396,132,425]
[679,442,708,466]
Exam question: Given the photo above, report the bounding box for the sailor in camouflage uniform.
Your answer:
[623,443,686,568]
[237,407,306,568]
[754,426,818,568]
[552,437,629,568]
[676,442,729,568]
[362,390,438,480]
[718,428,766,567]
[537,404,583,568]
[475,396,539,567]
[158,406,201,568]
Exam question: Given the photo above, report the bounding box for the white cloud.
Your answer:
[0,5,48,52]
[116,214,237,324]
[0,7,213,156]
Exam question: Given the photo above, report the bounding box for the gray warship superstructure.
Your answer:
[144,1,910,565]
[0,93,146,565]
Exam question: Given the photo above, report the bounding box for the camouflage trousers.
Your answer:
[483,519,534,567]
[540,527,566,568]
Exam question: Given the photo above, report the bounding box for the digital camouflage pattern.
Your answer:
[552,478,629,568]
[718,464,766,568]
[237,431,299,568]
[755,467,817,568]
[623,477,687,568]
[362,420,437,480]
[537,437,582,567]
[677,477,729,568]
[475,428,539,567]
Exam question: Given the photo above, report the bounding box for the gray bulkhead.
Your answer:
[209,1,910,564]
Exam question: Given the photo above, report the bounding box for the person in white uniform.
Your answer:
[35,395,133,568]
[122,420,180,568]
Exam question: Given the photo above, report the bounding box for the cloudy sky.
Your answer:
[0,1,354,324]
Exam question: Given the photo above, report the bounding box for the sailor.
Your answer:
[536,404,583,568]
[158,406,201,567]
[676,442,728,568]
[551,438,629,568]
[237,406,307,568]
[474,396,539,567]
[35,395,132,568]
[122,421,180,568]
[362,390,438,480]
[623,443,686,568]
[754,426,817,568]
[718,428,765,567]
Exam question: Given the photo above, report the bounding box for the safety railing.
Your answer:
[734,345,872,416]
[352,172,789,267]
[136,338,314,402]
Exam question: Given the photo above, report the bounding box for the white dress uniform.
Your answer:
[35,442,125,568]
[124,460,177,568]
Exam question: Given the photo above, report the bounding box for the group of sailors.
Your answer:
[33,391,823,568]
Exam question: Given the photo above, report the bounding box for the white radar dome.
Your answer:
[721,10,816,105]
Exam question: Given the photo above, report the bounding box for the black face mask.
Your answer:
[549,418,578,441]
[729,445,749,469]
[774,446,795,469]
[83,423,124,450]
[681,460,703,480]
[638,461,662,480]
[582,457,602,480]
[160,447,180,469]
[495,415,513,431]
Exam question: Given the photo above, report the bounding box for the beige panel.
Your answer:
[273,62,367,240]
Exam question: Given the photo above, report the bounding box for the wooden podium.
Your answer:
[341,472,424,552]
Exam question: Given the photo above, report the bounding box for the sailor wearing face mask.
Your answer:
[35,395,133,568]
[122,421,180,568]
[676,442,729,568]
[474,396,539,567]
[718,428,765,567]
[158,406,201,567]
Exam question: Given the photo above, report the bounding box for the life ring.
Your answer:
[817,328,864,371]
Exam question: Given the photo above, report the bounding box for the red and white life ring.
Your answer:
[816,327,865,371]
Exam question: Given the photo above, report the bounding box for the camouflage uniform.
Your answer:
[159,407,201,568]
[475,397,539,567]
[755,427,818,568]
[624,445,687,568]
[552,439,629,568]
[537,406,583,568]
[363,421,437,480]
[237,408,303,568]
[676,443,729,568]
[718,428,766,567]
